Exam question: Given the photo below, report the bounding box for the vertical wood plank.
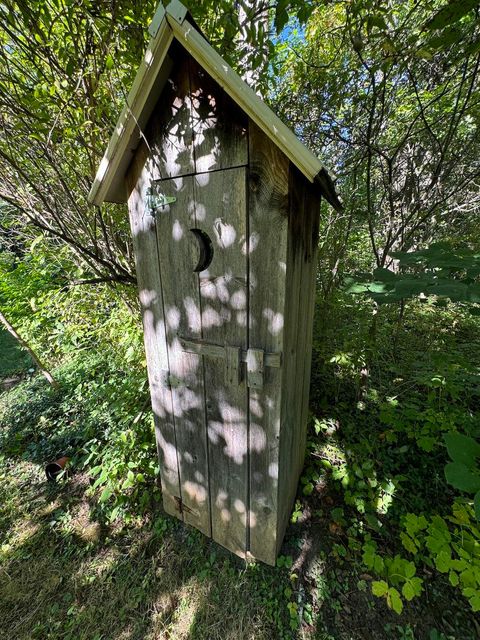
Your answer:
[276,164,305,548]
[277,167,322,550]
[296,183,322,475]
[194,166,249,558]
[189,59,248,173]
[154,174,211,536]
[126,143,181,519]
[248,122,289,565]
[147,45,195,180]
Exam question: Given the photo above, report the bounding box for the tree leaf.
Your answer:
[404,561,416,579]
[387,587,403,614]
[99,487,113,503]
[372,267,397,283]
[402,578,424,602]
[394,278,427,297]
[469,594,480,612]
[449,571,459,586]
[372,580,389,597]
[402,582,414,601]
[444,433,480,467]
[435,550,452,573]
[427,282,469,302]
[444,463,480,493]
[425,0,478,31]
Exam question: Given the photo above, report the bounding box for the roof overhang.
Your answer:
[88,0,341,210]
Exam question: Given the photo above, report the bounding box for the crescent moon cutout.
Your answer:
[190,228,214,272]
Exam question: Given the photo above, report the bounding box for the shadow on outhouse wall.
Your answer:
[125,46,319,565]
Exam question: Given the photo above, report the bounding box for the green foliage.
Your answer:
[0,261,156,524]
[444,433,480,520]
[346,243,480,313]
[0,327,31,377]
[400,502,480,612]
[363,540,423,613]
[306,290,480,627]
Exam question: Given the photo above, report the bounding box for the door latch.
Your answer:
[145,186,176,216]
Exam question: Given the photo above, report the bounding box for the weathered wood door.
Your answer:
[126,52,295,563]
[152,166,250,556]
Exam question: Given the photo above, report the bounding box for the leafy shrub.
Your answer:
[443,433,480,520]
[400,502,480,612]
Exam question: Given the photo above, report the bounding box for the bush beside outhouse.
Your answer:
[89,0,340,565]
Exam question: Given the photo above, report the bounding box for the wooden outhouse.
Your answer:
[89,0,340,565]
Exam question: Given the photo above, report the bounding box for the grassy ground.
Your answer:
[0,327,31,380]
[0,462,287,640]
[1,298,479,639]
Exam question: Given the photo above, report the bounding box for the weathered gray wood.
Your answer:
[248,122,289,565]
[225,346,241,386]
[246,349,264,390]
[194,166,249,558]
[125,60,323,566]
[189,59,248,174]
[126,143,180,519]
[154,173,211,536]
[296,182,322,475]
[277,166,322,550]
[166,13,329,187]
[276,163,305,548]
[179,337,282,369]
[147,45,195,180]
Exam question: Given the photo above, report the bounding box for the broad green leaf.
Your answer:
[404,513,428,536]
[467,284,480,303]
[404,561,416,579]
[99,487,113,503]
[428,282,469,302]
[303,482,314,496]
[435,550,451,573]
[401,578,422,601]
[374,555,384,574]
[366,282,393,294]
[400,532,417,554]
[469,594,480,612]
[425,0,478,31]
[449,571,459,586]
[372,267,396,283]
[345,282,370,294]
[402,582,414,601]
[444,433,480,467]
[372,580,388,597]
[445,462,480,493]
[394,278,427,297]
[387,587,403,614]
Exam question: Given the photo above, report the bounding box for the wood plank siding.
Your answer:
[125,50,321,564]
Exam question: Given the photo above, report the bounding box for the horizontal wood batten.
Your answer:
[179,338,282,369]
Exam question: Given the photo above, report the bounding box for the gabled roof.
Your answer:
[88,0,341,209]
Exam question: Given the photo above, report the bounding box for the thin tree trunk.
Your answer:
[0,308,58,388]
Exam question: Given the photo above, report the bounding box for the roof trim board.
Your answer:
[89,5,173,205]
[88,0,340,208]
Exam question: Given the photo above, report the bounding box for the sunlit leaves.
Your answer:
[424,0,478,32]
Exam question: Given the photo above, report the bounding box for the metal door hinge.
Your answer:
[145,186,176,216]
